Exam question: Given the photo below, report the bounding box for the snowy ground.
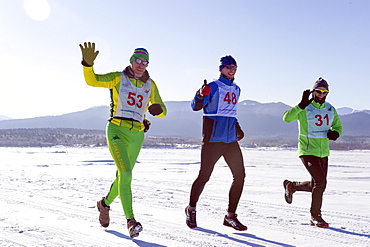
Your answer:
[0,146,369,247]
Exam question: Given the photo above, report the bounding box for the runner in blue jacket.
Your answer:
[185,55,247,231]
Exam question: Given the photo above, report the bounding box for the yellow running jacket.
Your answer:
[82,66,167,132]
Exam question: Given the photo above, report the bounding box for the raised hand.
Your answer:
[197,79,211,97]
[79,42,99,66]
[201,79,211,95]
[298,89,313,109]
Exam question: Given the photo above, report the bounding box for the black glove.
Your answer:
[298,89,313,109]
[327,130,339,141]
[148,104,163,116]
[236,122,244,141]
[143,119,151,133]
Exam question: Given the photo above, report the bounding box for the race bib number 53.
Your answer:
[127,92,144,108]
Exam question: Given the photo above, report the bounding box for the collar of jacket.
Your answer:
[218,74,234,85]
[123,66,150,83]
[311,100,326,109]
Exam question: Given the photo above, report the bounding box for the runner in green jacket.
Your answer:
[79,42,167,238]
[282,77,342,228]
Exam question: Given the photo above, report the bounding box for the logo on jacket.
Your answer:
[112,135,120,140]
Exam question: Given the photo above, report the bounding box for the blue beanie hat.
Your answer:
[219,55,237,70]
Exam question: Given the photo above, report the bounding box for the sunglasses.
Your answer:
[225,65,237,70]
[134,57,149,66]
[314,89,329,95]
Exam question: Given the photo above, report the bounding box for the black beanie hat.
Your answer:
[312,77,329,91]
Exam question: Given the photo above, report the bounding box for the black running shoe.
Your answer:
[127,218,143,238]
[223,214,248,231]
[310,215,329,228]
[185,206,197,228]
[283,180,295,204]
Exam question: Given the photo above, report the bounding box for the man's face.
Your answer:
[313,86,329,101]
[220,65,237,79]
[130,57,148,77]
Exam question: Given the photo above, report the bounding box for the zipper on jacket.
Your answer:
[305,136,310,151]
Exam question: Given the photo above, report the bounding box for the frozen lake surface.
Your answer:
[0,147,369,246]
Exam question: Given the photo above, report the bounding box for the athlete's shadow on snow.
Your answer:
[105,230,166,247]
[234,232,296,247]
[195,227,295,247]
[328,227,370,238]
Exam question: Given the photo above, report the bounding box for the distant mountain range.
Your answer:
[0,100,369,141]
[336,107,370,116]
[0,115,11,121]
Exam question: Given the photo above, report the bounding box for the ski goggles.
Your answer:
[224,65,238,70]
[134,57,149,66]
[314,88,329,95]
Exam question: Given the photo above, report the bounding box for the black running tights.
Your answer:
[292,155,328,217]
[189,141,245,213]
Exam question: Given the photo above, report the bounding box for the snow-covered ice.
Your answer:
[0,146,369,246]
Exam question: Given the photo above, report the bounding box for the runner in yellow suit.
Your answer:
[79,42,167,238]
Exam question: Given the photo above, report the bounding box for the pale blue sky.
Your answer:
[1,0,369,118]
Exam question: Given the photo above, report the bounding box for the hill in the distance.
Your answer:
[0,100,369,148]
[0,115,11,121]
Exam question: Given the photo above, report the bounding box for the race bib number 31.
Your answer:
[315,114,329,126]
